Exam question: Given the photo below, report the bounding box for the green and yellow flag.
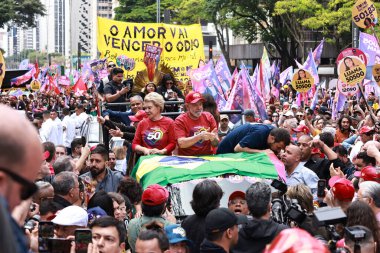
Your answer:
[131,152,283,189]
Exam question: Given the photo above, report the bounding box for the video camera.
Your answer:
[270,179,307,226]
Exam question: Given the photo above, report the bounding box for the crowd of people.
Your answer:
[0,60,380,253]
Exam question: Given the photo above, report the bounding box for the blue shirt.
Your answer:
[103,109,133,126]
[217,124,274,154]
[286,163,319,194]
[80,168,123,193]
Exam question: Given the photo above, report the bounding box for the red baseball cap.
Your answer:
[142,184,169,206]
[185,91,205,104]
[357,166,380,182]
[129,110,147,122]
[292,125,310,134]
[359,126,374,134]
[228,191,246,202]
[328,176,355,201]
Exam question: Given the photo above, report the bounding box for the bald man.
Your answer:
[0,105,43,253]
[281,144,319,194]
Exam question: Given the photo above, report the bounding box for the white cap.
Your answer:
[284,111,294,117]
[52,205,88,227]
[291,104,299,109]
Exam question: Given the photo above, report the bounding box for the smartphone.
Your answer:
[317,179,326,198]
[75,229,92,253]
[48,238,72,253]
[38,221,55,253]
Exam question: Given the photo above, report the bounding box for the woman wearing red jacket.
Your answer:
[132,92,176,156]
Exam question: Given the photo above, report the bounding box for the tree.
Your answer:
[274,0,322,62]
[0,0,46,28]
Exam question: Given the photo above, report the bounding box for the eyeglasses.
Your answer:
[108,64,116,68]
[0,167,38,200]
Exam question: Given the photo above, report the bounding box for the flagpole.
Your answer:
[357,80,376,122]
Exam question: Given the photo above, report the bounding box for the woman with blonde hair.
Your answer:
[132,92,176,155]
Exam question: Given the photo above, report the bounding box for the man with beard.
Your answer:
[334,116,352,144]
[174,92,219,156]
[217,124,290,155]
[80,144,123,193]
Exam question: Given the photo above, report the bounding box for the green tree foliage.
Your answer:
[0,0,46,28]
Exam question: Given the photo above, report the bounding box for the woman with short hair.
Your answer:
[132,92,176,156]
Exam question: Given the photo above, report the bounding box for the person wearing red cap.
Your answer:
[324,176,355,212]
[228,191,249,215]
[132,92,176,156]
[357,166,380,183]
[174,91,219,156]
[348,125,375,162]
[127,184,174,252]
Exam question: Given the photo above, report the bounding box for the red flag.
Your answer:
[48,76,61,95]
[34,60,40,79]
[72,77,87,94]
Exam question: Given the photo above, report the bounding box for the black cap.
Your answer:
[242,109,255,117]
[205,208,238,234]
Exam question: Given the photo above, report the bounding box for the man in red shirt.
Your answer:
[175,92,219,156]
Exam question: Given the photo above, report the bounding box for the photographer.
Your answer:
[104,68,131,112]
[233,182,288,253]
[343,226,376,253]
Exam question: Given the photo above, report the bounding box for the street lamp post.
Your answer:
[157,0,160,23]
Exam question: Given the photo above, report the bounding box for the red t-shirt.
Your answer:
[174,112,218,156]
[132,116,176,154]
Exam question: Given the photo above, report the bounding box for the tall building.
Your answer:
[0,0,119,60]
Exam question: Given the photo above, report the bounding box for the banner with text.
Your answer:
[97,17,205,81]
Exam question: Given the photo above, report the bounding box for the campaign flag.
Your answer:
[231,67,238,89]
[295,59,303,69]
[312,39,324,66]
[11,67,36,86]
[310,81,323,110]
[72,77,88,95]
[261,47,271,98]
[58,75,71,86]
[332,90,347,120]
[34,60,40,79]
[279,66,293,85]
[359,32,380,66]
[214,55,232,95]
[302,51,320,84]
[246,66,268,120]
[189,61,226,110]
[19,59,29,70]
[131,152,284,189]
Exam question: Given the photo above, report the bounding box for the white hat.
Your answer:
[284,111,294,117]
[291,104,299,109]
[52,205,88,227]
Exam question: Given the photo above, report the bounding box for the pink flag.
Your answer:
[312,39,324,66]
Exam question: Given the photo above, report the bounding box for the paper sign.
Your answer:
[338,56,366,85]
[336,48,367,66]
[352,0,377,29]
[373,64,380,86]
[337,80,359,96]
[291,69,314,92]
[30,80,41,91]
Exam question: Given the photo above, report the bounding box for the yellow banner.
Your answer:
[97,17,205,82]
[0,50,5,88]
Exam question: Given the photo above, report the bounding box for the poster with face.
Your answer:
[336,48,368,66]
[372,64,380,86]
[338,56,366,85]
[352,0,377,29]
[291,69,314,92]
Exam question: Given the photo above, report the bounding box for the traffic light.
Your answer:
[209,41,213,60]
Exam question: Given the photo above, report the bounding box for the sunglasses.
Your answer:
[0,167,38,200]
[108,64,116,68]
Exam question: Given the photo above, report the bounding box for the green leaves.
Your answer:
[0,0,46,28]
